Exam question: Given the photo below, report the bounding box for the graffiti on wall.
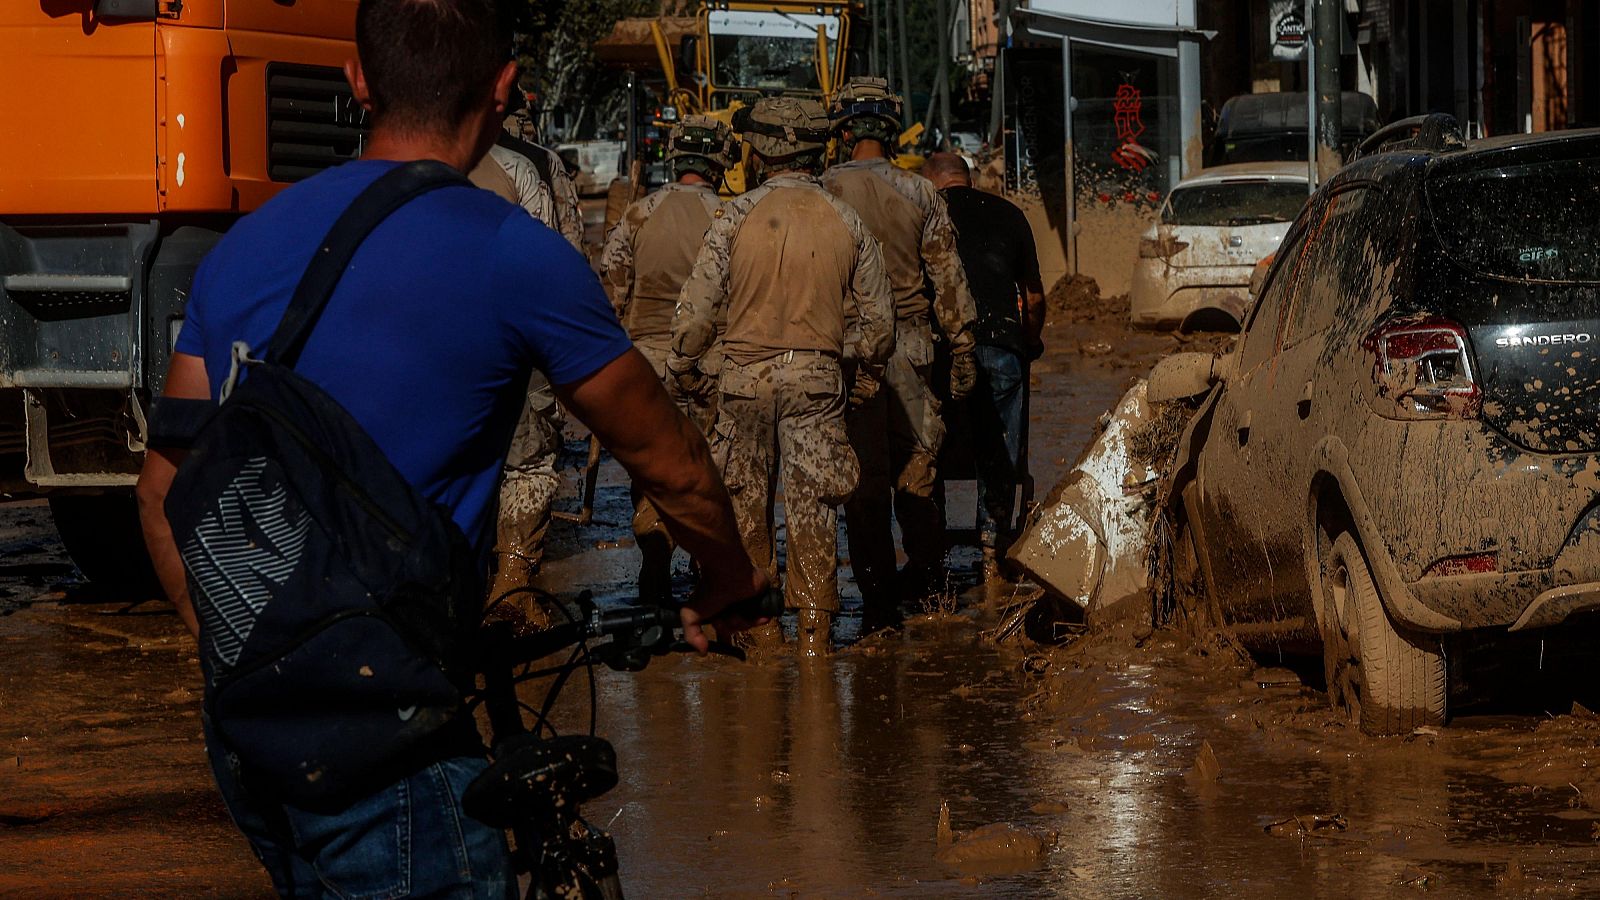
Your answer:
[1110,81,1155,172]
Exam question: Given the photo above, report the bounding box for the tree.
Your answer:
[516,0,655,141]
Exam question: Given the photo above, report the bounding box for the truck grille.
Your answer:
[266,64,369,183]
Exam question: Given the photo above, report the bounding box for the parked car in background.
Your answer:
[1158,121,1600,734]
[1130,163,1309,332]
[556,140,625,196]
[1206,91,1380,167]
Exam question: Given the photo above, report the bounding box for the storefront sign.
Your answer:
[1270,1,1307,61]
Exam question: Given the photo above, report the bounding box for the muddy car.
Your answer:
[1159,123,1600,735]
[1129,163,1308,333]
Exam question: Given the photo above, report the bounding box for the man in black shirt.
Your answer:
[921,153,1046,577]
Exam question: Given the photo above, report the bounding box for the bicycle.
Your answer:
[462,589,782,899]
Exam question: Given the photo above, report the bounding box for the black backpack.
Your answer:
[152,161,486,812]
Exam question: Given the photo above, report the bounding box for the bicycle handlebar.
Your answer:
[482,588,785,674]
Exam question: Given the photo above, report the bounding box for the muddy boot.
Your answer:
[982,546,1006,585]
[859,601,903,637]
[797,608,833,658]
[898,561,949,610]
[735,619,785,653]
[485,552,551,634]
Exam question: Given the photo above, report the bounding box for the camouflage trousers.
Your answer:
[489,371,562,619]
[630,341,723,601]
[844,320,948,611]
[711,352,858,613]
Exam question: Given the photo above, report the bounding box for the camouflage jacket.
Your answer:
[671,171,894,371]
[486,140,584,253]
[821,157,977,356]
[599,182,723,345]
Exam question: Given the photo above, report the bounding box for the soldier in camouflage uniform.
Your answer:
[600,116,736,603]
[670,97,895,656]
[822,77,979,629]
[468,95,585,625]
[480,92,585,252]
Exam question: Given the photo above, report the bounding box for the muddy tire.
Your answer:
[1321,532,1446,735]
[48,494,162,598]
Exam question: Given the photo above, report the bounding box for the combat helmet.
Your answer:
[666,115,737,182]
[733,97,830,160]
[829,76,903,151]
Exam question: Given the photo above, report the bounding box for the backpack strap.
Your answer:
[265,159,470,367]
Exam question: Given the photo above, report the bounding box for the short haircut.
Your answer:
[356,0,513,133]
[921,152,971,184]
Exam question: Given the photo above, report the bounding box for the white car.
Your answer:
[1129,162,1309,332]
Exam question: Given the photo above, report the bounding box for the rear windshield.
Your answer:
[1428,155,1600,282]
[1162,181,1308,227]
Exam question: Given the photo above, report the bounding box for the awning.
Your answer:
[1015,7,1215,55]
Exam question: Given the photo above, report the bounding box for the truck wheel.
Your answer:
[48,495,162,599]
[1321,532,1446,735]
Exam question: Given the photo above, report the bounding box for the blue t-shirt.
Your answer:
[177,159,631,546]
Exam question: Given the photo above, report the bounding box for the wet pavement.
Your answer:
[4,303,1600,896]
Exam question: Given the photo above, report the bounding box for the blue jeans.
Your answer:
[205,721,513,899]
[971,346,1027,549]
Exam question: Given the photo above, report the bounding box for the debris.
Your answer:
[1008,380,1164,625]
[1264,814,1348,837]
[934,822,1055,868]
[1250,667,1301,688]
[1392,865,1436,889]
[1030,800,1069,815]
[1187,740,1220,784]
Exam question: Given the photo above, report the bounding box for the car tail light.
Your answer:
[1364,318,1481,419]
[1139,237,1189,259]
[1423,552,1498,578]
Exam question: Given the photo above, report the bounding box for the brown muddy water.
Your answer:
[3,311,1600,896]
[555,610,1600,898]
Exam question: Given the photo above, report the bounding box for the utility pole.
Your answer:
[1313,0,1342,182]
[988,0,1014,147]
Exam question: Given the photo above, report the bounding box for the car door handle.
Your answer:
[1237,409,1251,446]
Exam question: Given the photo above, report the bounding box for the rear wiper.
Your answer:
[1227,215,1286,226]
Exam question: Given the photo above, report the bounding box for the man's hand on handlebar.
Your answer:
[679,560,773,653]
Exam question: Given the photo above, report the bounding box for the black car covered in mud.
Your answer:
[1159,121,1600,735]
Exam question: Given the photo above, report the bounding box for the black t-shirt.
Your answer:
[941,186,1040,354]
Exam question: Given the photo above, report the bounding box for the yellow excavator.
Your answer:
[600,1,898,193]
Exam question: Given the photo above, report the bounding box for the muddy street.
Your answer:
[3,297,1600,897]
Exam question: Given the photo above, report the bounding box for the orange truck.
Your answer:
[0,1,363,587]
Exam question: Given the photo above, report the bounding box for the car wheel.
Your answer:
[1321,532,1446,735]
[48,494,163,598]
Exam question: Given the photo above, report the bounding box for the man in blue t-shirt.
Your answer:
[135,1,766,895]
